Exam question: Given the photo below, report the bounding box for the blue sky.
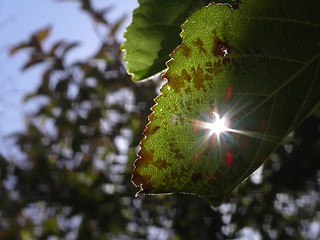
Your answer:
[0,0,138,157]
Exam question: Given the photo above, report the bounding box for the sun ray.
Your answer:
[194,110,282,146]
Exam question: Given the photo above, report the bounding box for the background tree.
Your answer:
[1,0,320,239]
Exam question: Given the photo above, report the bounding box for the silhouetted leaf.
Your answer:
[49,40,67,56]
[9,43,30,55]
[55,79,69,94]
[35,26,51,42]
[108,15,126,38]
[10,27,51,56]
[49,41,80,57]
[22,55,45,70]
[61,42,80,57]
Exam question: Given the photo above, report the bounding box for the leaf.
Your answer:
[132,0,320,206]
[49,41,80,57]
[10,26,51,55]
[121,0,222,81]
[29,26,51,51]
[9,43,30,55]
[49,40,67,56]
[108,15,126,38]
[35,26,51,42]
[61,42,80,57]
[22,55,45,70]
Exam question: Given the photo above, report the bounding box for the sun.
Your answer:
[202,112,230,138]
[209,112,229,135]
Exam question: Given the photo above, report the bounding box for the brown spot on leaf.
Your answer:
[132,147,156,193]
[145,125,160,135]
[181,69,191,82]
[174,153,184,159]
[205,61,222,74]
[214,42,232,57]
[166,73,185,92]
[154,158,170,170]
[148,112,155,122]
[132,169,151,187]
[184,85,191,93]
[136,149,155,167]
[233,0,241,10]
[193,38,206,54]
[191,65,212,90]
[168,141,184,160]
[170,147,181,157]
[131,165,153,194]
[181,44,191,58]
[222,0,241,10]
[212,30,232,58]
[166,53,223,93]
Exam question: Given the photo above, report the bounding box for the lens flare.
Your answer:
[203,112,230,137]
[191,110,280,165]
[194,109,281,152]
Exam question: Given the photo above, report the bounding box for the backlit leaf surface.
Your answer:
[132,0,320,206]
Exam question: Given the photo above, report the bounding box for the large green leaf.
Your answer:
[121,0,225,81]
[132,0,320,206]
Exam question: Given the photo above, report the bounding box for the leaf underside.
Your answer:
[121,0,227,81]
[132,0,320,206]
